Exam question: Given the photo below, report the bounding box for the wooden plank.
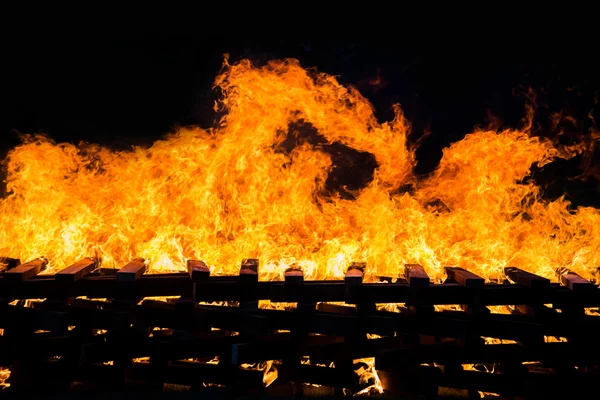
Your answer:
[26,359,265,390]
[0,257,21,272]
[55,257,98,282]
[348,261,366,273]
[3,304,68,334]
[344,264,364,304]
[174,296,195,311]
[381,310,547,342]
[557,269,596,291]
[403,265,434,335]
[7,273,194,300]
[553,268,593,313]
[435,368,597,398]
[345,262,365,285]
[0,278,515,304]
[98,267,119,276]
[278,363,356,388]
[316,303,356,315]
[353,283,409,304]
[235,335,346,364]
[461,304,491,316]
[186,259,210,281]
[284,266,304,285]
[116,258,146,282]
[269,282,346,303]
[158,361,265,389]
[445,266,484,289]
[8,327,600,368]
[240,259,259,310]
[5,273,600,307]
[514,303,555,318]
[240,258,259,281]
[2,317,599,390]
[23,357,597,397]
[4,257,48,281]
[445,267,486,315]
[404,264,430,287]
[504,267,549,289]
[345,262,376,313]
[377,365,441,397]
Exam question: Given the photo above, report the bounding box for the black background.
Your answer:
[3,27,599,207]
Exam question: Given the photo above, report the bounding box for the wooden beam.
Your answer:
[186,259,210,281]
[345,262,365,285]
[270,282,345,303]
[5,272,600,307]
[98,268,119,276]
[345,262,366,307]
[116,258,146,282]
[278,363,356,388]
[377,365,441,397]
[4,257,48,281]
[348,261,366,272]
[434,368,596,398]
[557,269,596,291]
[445,267,487,316]
[504,267,550,289]
[174,296,195,311]
[514,303,555,319]
[27,359,265,390]
[3,304,69,334]
[404,264,430,287]
[445,267,484,289]
[8,322,600,367]
[284,266,304,286]
[55,257,98,282]
[316,303,356,315]
[240,259,259,310]
[188,260,210,303]
[240,258,259,281]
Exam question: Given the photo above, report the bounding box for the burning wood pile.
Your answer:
[1,57,599,397]
[1,257,599,397]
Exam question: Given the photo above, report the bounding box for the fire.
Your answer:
[0,368,9,390]
[0,57,598,281]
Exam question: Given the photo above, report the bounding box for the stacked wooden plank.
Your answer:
[0,257,599,397]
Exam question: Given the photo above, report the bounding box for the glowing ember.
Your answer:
[0,57,598,281]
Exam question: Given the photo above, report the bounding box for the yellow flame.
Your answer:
[0,57,598,281]
[240,361,278,386]
[0,368,10,390]
[354,357,383,396]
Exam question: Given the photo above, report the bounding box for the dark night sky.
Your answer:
[3,28,600,207]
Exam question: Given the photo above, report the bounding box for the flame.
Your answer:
[354,357,383,396]
[0,57,598,281]
[0,368,9,390]
[240,361,278,387]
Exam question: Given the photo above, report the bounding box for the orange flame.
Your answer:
[0,58,598,281]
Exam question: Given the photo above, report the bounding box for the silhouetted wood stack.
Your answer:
[1,257,599,398]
